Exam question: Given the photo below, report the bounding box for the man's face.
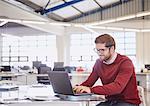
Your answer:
[95,43,114,61]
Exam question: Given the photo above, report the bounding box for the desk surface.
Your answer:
[0,84,105,106]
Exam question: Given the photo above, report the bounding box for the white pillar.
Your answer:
[56,35,64,62]
[64,31,70,66]
[56,28,71,66]
[0,35,2,65]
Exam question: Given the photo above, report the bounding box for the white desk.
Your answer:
[0,85,104,106]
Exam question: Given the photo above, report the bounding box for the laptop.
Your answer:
[48,71,105,101]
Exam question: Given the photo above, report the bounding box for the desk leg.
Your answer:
[82,101,90,106]
[86,101,90,106]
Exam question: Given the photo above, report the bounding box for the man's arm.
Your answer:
[73,65,99,93]
[80,69,99,87]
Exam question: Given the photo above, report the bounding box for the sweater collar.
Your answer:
[103,52,117,65]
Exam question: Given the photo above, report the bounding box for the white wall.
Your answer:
[136,32,150,70]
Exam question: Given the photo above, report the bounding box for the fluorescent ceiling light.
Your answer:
[116,15,136,21]
[1,33,21,39]
[73,24,85,27]
[87,26,145,32]
[81,26,99,35]
[0,18,47,24]
[87,26,124,31]
[0,18,21,23]
[136,11,150,17]
[87,26,106,29]
[0,21,8,26]
[140,29,150,32]
[88,19,116,26]
[22,20,47,24]
[87,11,150,26]
[124,28,140,32]
[49,22,71,26]
[106,27,124,31]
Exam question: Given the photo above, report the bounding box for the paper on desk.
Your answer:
[26,84,58,101]
[0,98,32,104]
[28,95,60,101]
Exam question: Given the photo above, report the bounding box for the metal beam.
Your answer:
[15,0,41,10]
[43,0,84,14]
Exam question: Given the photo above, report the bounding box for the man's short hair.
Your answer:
[95,34,116,49]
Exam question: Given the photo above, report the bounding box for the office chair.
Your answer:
[32,61,41,69]
[137,86,146,106]
[37,66,51,85]
[54,62,64,68]
[1,65,12,80]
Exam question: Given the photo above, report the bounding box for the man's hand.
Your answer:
[73,85,91,94]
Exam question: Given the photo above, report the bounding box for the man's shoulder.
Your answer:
[116,53,132,63]
[117,53,130,60]
[117,54,132,64]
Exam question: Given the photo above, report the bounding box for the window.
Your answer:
[1,35,57,67]
[70,32,136,71]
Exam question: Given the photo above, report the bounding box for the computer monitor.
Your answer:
[54,62,64,68]
[32,61,41,69]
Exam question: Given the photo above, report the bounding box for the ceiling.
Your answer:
[8,0,122,22]
[0,0,150,36]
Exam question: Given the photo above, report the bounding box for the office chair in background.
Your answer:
[37,66,51,85]
[0,65,12,80]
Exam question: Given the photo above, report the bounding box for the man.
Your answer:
[73,34,141,106]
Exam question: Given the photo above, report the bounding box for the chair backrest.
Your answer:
[1,65,11,72]
[32,61,41,69]
[137,86,146,106]
[37,66,52,84]
[54,62,64,68]
[38,66,51,74]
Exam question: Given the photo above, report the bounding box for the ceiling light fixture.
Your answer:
[87,26,106,29]
[0,18,21,23]
[79,25,99,34]
[124,28,140,32]
[22,20,47,24]
[86,11,150,26]
[87,19,116,26]
[49,22,71,27]
[1,33,21,39]
[0,21,8,26]
[140,29,150,32]
[106,27,124,31]
[136,11,150,17]
[116,15,136,21]
[88,26,143,32]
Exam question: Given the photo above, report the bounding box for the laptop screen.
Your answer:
[48,71,74,95]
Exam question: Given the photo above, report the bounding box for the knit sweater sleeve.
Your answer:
[80,62,99,87]
[91,59,134,95]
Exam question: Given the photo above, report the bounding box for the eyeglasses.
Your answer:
[93,48,108,53]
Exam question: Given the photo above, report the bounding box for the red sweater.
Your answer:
[81,54,141,104]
